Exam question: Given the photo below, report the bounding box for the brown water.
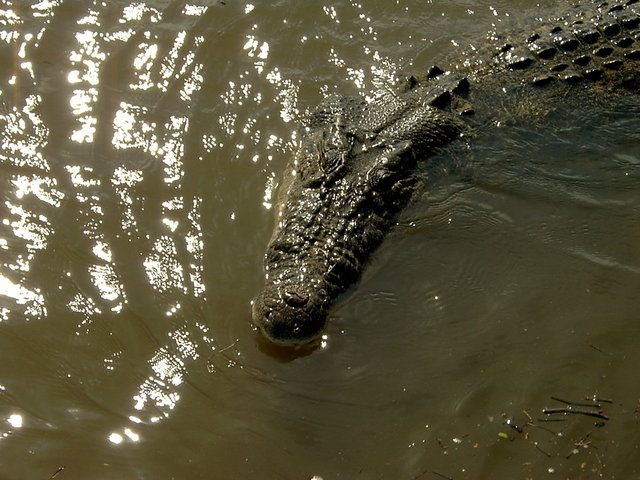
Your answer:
[1,1,639,479]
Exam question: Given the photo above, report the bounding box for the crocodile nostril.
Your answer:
[284,290,309,307]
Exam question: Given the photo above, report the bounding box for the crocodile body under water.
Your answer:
[252,0,640,345]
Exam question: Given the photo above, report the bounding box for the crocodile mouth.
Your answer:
[251,284,329,345]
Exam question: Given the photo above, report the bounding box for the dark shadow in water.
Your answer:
[254,333,322,362]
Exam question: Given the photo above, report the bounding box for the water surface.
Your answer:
[1,1,639,479]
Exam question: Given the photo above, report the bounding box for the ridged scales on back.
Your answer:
[252,0,640,346]
[405,0,640,115]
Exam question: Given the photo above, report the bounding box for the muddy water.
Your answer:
[1,1,639,479]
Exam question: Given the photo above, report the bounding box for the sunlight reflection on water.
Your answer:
[0,0,639,478]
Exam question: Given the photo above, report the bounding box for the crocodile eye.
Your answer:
[366,165,393,189]
[302,176,324,189]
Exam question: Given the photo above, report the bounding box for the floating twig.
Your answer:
[575,431,592,446]
[566,448,580,459]
[533,442,551,458]
[218,341,237,353]
[551,396,602,408]
[589,344,611,355]
[49,466,65,479]
[542,407,609,421]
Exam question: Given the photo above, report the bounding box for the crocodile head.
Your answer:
[252,94,462,345]
[252,131,416,344]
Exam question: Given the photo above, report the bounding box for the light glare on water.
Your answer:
[0,1,639,479]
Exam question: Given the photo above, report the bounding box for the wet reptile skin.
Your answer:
[252,0,640,345]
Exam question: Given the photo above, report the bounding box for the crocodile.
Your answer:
[251,0,640,345]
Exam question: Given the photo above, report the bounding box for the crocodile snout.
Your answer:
[283,290,309,307]
[252,285,327,345]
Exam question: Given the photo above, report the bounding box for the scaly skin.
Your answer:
[252,0,640,345]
